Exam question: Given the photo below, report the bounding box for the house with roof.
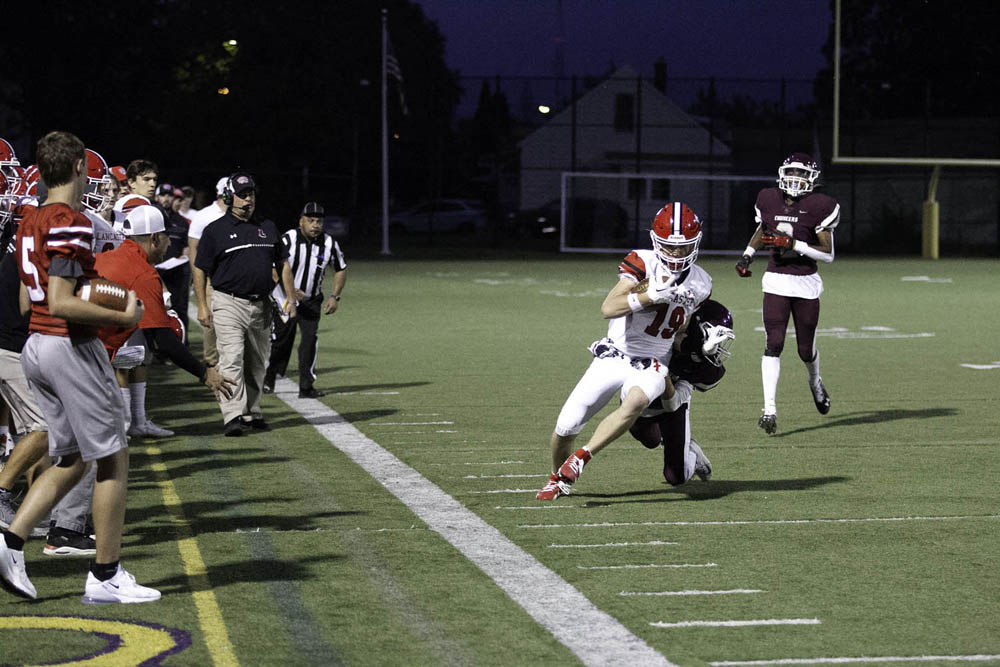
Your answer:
[518,65,734,248]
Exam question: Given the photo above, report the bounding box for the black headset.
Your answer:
[221,170,255,206]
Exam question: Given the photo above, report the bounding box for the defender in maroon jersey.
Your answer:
[734,153,840,435]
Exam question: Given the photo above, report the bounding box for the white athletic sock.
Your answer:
[119,387,132,431]
[805,349,821,385]
[761,355,780,414]
[130,382,147,425]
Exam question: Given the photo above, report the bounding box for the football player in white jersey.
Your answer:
[80,149,125,253]
[537,202,713,501]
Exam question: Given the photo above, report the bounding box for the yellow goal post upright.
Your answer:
[832,0,1000,259]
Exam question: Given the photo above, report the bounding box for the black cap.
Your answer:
[229,172,256,196]
[155,183,174,196]
[301,202,324,217]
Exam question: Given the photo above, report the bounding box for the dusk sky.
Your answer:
[416,1,833,81]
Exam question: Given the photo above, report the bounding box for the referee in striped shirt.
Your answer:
[264,202,346,398]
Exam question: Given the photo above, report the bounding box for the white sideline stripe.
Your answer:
[550,541,679,548]
[580,563,716,570]
[274,377,673,667]
[711,655,1000,666]
[622,589,762,597]
[519,514,1000,529]
[651,619,820,629]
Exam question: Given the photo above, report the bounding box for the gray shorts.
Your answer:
[0,348,47,434]
[21,334,127,461]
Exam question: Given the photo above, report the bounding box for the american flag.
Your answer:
[385,36,409,115]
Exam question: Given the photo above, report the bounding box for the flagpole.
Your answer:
[380,8,391,255]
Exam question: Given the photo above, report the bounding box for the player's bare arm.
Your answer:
[47,275,143,328]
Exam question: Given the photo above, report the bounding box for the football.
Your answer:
[630,278,649,294]
[77,278,129,312]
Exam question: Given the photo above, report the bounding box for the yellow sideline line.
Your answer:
[146,446,239,667]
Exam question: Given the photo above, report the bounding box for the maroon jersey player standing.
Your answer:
[734,153,840,435]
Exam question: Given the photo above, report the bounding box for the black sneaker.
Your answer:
[224,418,246,437]
[262,380,274,394]
[298,387,325,399]
[43,527,96,556]
[758,413,777,435]
[811,378,831,415]
[248,418,270,431]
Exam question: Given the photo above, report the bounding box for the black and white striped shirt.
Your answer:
[282,228,345,299]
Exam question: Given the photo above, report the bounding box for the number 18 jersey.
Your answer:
[611,248,712,363]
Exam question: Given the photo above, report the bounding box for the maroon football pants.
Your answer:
[630,404,689,485]
[762,292,820,362]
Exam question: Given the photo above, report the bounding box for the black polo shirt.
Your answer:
[194,212,287,298]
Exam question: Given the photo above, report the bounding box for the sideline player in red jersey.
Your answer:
[536,202,713,501]
[0,131,159,603]
[735,153,840,435]
[95,204,235,400]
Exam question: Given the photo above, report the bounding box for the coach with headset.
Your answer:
[193,171,299,437]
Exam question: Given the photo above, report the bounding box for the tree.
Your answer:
[1,0,460,222]
[815,0,1000,119]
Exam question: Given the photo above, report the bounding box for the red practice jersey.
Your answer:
[94,239,174,352]
[16,203,99,338]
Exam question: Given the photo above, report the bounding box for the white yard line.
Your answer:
[469,488,538,494]
[497,505,578,511]
[580,563,716,570]
[651,619,820,629]
[711,655,1000,666]
[464,474,549,479]
[274,377,674,667]
[519,515,1000,529]
[622,589,762,597]
[549,541,679,548]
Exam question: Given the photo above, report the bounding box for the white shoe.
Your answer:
[128,420,175,438]
[0,537,37,599]
[82,564,161,604]
[690,439,713,481]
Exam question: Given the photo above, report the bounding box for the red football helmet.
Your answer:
[82,148,112,212]
[650,202,702,274]
[0,138,22,198]
[0,171,12,231]
[19,164,40,197]
[777,152,820,198]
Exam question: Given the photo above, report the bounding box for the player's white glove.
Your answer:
[701,324,735,361]
[644,265,680,304]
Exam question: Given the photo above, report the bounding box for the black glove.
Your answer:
[735,254,753,278]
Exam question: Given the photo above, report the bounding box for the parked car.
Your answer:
[389,199,489,235]
[506,197,629,246]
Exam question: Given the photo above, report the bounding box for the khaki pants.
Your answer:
[202,282,219,366]
[211,291,271,424]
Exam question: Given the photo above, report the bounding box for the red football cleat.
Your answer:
[557,448,592,483]
[536,474,571,501]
